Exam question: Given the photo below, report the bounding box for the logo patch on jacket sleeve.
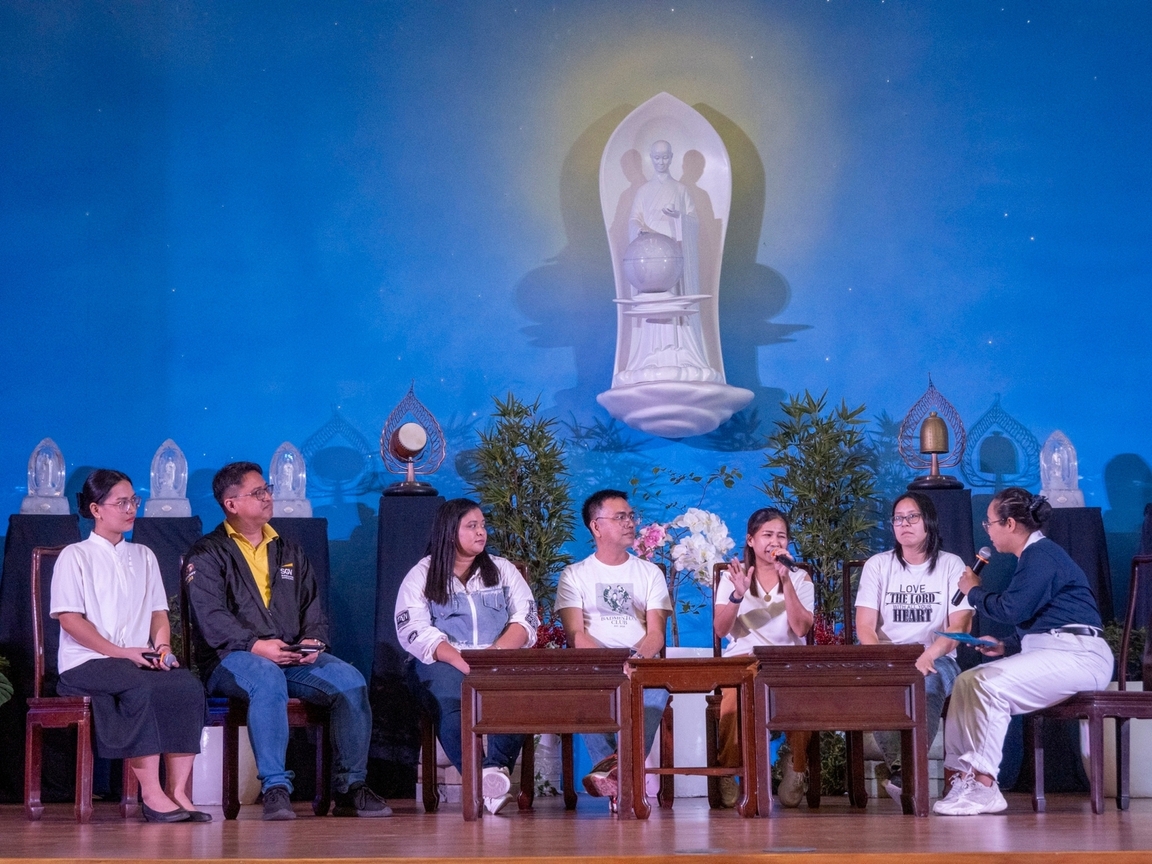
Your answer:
[407,631,419,644]
[396,611,410,627]
[278,564,295,581]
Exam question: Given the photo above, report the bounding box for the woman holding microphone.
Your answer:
[936,487,1113,815]
[714,507,814,807]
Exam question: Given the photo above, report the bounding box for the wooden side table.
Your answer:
[626,656,759,819]
[753,644,929,816]
[459,649,633,821]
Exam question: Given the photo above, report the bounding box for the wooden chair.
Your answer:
[25,545,139,822]
[705,560,821,809]
[179,567,331,819]
[841,558,871,808]
[1030,553,1152,814]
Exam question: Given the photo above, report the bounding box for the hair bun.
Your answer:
[1028,494,1052,525]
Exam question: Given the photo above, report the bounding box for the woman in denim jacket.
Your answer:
[396,498,538,814]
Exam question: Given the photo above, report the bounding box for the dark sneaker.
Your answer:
[333,781,393,818]
[582,754,618,798]
[262,785,296,821]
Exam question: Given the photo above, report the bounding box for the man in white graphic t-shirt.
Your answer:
[555,489,672,799]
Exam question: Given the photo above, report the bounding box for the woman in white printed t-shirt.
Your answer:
[714,507,814,808]
[855,491,974,804]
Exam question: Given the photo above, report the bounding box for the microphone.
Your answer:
[952,546,992,606]
[773,550,797,569]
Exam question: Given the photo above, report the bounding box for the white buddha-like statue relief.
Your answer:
[614,140,719,386]
[597,93,752,438]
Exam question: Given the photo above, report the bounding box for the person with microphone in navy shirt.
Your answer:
[935,487,1113,815]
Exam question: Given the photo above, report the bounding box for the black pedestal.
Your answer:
[270,517,331,618]
[131,517,203,601]
[0,515,81,803]
[369,495,443,798]
[916,487,976,565]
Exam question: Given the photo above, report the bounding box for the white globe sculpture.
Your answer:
[622,232,682,294]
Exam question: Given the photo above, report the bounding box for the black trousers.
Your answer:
[58,658,206,760]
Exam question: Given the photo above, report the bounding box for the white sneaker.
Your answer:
[777,763,807,808]
[933,773,1006,816]
[934,772,974,814]
[484,793,514,815]
[482,766,512,799]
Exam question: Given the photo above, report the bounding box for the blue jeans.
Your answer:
[876,654,961,772]
[585,687,670,765]
[409,660,523,773]
[207,651,371,795]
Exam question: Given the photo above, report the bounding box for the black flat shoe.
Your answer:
[181,809,213,822]
[141,801,191,823]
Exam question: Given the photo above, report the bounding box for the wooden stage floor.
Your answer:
[3,793,1151,864]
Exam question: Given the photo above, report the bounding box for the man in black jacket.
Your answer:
[184,461,390,820]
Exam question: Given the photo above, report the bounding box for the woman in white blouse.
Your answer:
[714,507,814,807]
[52,469,207,823]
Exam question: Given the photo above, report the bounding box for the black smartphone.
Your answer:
[286,643,321,655]
[142,651,161,661]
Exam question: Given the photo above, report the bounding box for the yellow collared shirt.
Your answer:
[225,521,279,607]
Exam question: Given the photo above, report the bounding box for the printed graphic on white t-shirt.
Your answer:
[855,549,971,655]
[555,554,672,650]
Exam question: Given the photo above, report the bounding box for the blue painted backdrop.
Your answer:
[2,1,1150,670]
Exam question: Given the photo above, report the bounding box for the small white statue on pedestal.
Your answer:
[20,437,69,515]
[1040,430,1084,508]
[144,438,192,517]
[596,93,752,438]
[271,441,312,517]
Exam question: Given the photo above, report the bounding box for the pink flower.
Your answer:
[632,522,669,560]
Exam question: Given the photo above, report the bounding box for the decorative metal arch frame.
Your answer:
[379,383,446,477]
[960,395,1040,489]
[897,379,967,471]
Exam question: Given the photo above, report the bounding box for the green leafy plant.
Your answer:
[470,394,575,613]
[772,733,847,796]
[760,391,877,629]
[1103,623,1145,683]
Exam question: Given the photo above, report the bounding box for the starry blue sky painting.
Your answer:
[1,2,1149,576]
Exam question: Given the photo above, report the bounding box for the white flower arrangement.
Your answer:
[635,508,735,600]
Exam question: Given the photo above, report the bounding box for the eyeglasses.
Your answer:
[892,514,922,527]
[595,511,639,525]
[100,496,141,513]
[982,518,1008,530]
[231,484,274,502]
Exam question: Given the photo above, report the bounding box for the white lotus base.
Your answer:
[597,381,754,438]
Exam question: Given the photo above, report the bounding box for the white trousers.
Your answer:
[943,631,1114,778]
